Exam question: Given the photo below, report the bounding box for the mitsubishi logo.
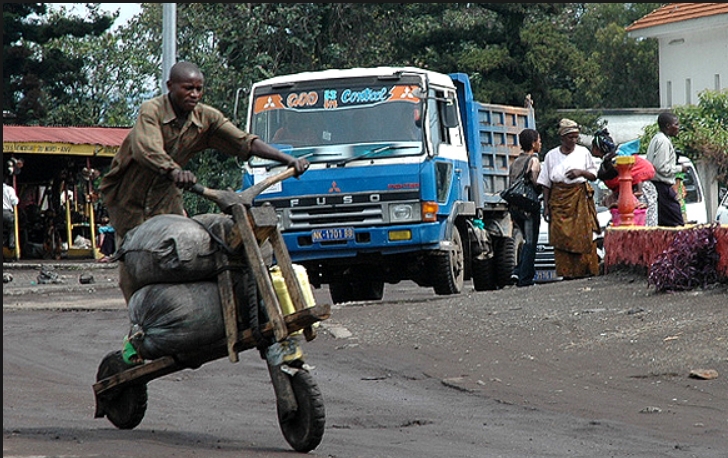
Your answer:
[263,97,276,109]
[329,181,341,193]
[400,86,416,99]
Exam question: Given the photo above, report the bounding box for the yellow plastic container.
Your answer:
[270,264,316,315]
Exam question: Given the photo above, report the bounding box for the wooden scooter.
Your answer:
[92,167,330,453]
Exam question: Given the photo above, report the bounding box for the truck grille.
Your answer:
[257,189,420,231]
[286,203,385,230]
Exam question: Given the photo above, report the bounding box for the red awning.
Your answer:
[3,125,130,146]
[3,125,131,183]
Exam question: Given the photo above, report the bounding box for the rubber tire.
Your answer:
[330,279,385,303]
[352,279,385,301]
[329,281,354,304]
[279,370,326,453]
[472,256,496,291]
[494,236,517,289]
[431,227,465,295]
[96,351,148,430]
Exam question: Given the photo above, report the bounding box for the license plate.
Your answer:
[535,270,559,282]
[311,227,355,243]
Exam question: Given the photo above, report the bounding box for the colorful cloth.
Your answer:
[641,181,658,227]
[602,156,655,190]
[548,182,600,278]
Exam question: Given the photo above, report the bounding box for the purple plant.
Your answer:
[648,225,720,292]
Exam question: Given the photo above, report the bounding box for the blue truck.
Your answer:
[241,67,536,303]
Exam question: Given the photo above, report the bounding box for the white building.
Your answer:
[626,3,728,221]
[626,3,728,108]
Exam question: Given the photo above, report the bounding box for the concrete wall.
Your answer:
[658,26,728,108]
[627,12,728,109]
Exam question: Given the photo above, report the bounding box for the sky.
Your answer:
[47,3,142,30]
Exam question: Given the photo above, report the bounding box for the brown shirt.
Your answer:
[100,94,258,240]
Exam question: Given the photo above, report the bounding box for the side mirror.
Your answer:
[442,101,459,129]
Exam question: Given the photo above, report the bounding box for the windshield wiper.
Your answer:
[263,150,342,171]
[334,145,419,167]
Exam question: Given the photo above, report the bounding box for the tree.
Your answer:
[8,3,667,192]
[639,90,728,186]
[572,3,662,109]
[674,90,728,186]
[2,3,115,125]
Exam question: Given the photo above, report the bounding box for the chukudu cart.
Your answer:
[92,167,330,453]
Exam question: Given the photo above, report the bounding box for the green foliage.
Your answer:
[3,3,115,125]
[17,3,719,198]
[571,3,663,108]
[674,90,728,185]
[183,153,245,216]
[638,90,728,185]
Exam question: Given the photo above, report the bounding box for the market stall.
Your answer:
[3,125,129,260]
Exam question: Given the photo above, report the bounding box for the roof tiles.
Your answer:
[626,3,728,31]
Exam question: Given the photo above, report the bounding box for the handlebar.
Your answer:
[187,166,298,213]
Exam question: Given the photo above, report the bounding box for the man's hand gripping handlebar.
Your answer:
[187,166,301,214]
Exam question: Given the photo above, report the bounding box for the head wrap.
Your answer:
[558,118,580,137]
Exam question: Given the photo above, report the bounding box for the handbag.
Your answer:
[500,157,540,214]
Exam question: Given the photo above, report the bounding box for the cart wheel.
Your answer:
[96,350,148,430]
[278,370,325,453]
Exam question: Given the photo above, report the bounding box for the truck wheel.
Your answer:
[353,279,385,301]
[494,236,517,288]
[329,279,385,303]
[471,256,496,291]
[329,281,354,304]
[279,370,326,453]
[96,351,147,430]
[432,228,465,295]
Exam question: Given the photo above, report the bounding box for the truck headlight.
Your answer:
[390,203,416,222]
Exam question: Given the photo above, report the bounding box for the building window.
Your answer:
[666,81,672,107]
[685,78,692,105]
[716,74,722,91]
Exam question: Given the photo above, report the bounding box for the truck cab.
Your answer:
[242,67,534,302]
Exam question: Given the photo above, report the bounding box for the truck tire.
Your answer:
[472,256,496,291]
[354,279,385,301]
[329,281,354,304]
[432,228,465,295]
[494,236,517,288]
[329,279,384,304]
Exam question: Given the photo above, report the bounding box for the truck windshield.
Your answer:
[248,80,425,166]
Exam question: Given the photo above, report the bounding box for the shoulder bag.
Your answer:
[500,157,540,214]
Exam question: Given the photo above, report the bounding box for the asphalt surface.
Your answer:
[4,260,727,457]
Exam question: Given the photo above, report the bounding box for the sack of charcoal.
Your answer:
[125,281,226,361]
[117,213,235,294]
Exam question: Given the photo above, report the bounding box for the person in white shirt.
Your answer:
[645,112,685,227]
[537,119,600,279]
[3,181,19,249]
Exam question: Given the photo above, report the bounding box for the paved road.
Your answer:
[4,262,727,457]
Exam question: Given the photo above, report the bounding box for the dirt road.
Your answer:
[3,263,727,457]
